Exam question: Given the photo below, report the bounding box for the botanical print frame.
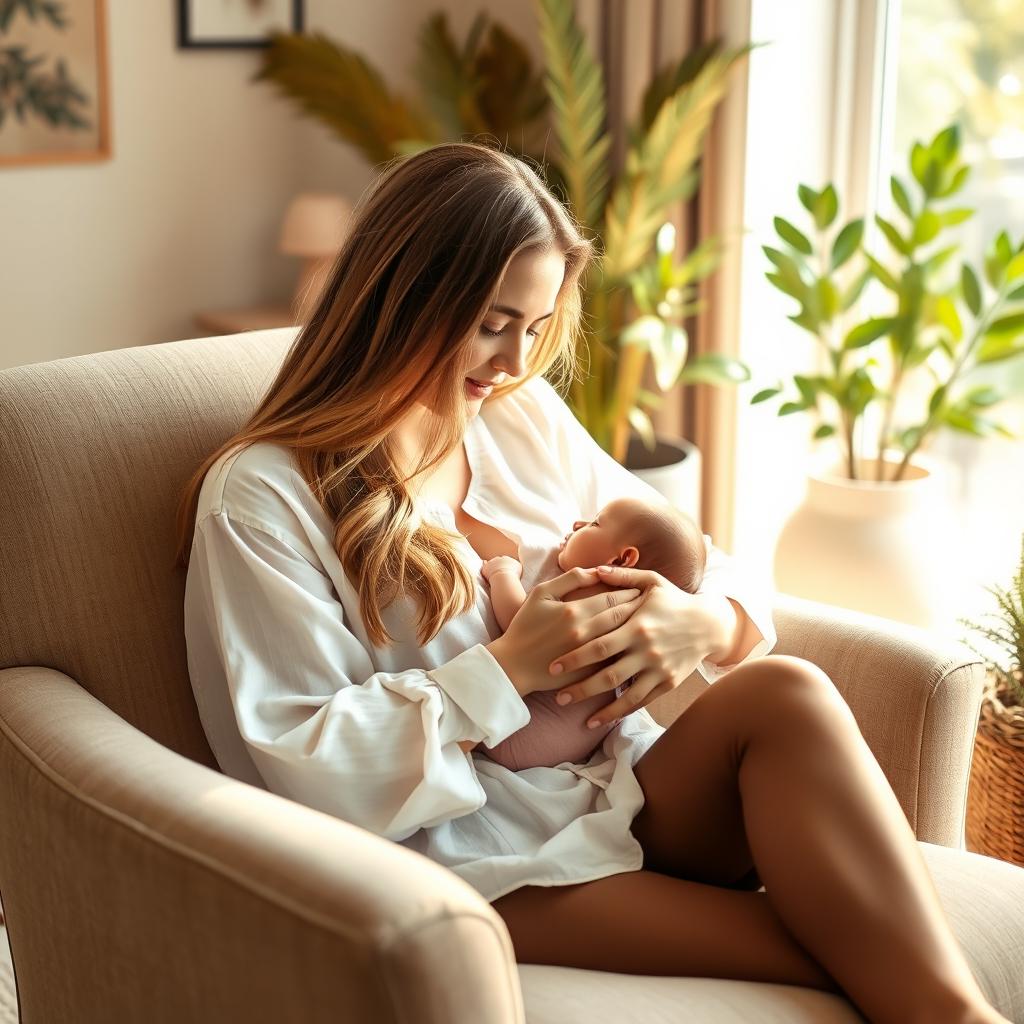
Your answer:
[177,0,305,50]
[0,0,111,169]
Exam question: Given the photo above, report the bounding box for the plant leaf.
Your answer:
[534,0,612,231]
[637,39,751,136]
[473,22,551,145]
[976,336,1024,365]
[677,351,751,386]
[413,12,489,137]
[937,164,970,198]
[841,268,871,310]
[890,175,913,218]
[830,218,864,271]
[912,209,942,247]
[1005,251,1024,283]
[984,312,1024,339]
[843,317,894,350]
[751,386,782,404]
[649,320,690,391]
[253,30,437,166]
[865,252,900,291]
[961,264,982,316]
[627,405,657,451]
[603,48,740,280]
[875,215,910,256]
[774,216,813,254]
[963,385,1001,407]
[797,184,818,214]
[814,184,839,230]
[936,207,973,228]
[635,386,665,409]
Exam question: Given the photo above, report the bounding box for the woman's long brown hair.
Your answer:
[174,141,597,646]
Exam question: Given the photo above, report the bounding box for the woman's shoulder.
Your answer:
[195,439,312,536]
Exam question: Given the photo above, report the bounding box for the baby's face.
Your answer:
[557,498,637,571]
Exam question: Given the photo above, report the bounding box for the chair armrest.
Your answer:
[771,592,984,849]
[0,667,525,1024]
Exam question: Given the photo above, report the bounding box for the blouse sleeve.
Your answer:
[188,511,531,842]
[525,375,777,683]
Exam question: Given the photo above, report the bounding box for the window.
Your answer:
[879,0,1024,618]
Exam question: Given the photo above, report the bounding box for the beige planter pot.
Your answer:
[624,434,703,528]
[773,448,960,628]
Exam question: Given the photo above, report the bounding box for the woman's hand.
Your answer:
[481,555,523,583]
[546,564,728,730]
[486,566,644,698]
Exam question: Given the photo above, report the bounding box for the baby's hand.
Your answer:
[481,555,523,582]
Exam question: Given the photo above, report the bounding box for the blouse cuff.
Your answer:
[427,643,532,748]
[696,595,777,684]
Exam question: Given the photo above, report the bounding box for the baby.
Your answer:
[470,496,707,772]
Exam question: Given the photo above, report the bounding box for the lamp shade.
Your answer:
[278,192,353,257]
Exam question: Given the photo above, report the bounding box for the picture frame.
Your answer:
[177,0,305,50]
[0,0,112,169]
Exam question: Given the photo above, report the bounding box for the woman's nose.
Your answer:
[493,334,531,378]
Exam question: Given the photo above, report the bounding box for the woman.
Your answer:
[175,142,1007,1024]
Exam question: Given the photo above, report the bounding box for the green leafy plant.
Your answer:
[959,533,1024,709]
[752,123,1024,481]
[252,1,754,463]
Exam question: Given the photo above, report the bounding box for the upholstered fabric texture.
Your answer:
[1,330,1021,1023]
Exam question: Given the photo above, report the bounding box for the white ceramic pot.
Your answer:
[773,447,961,628]
[624,434,703,528]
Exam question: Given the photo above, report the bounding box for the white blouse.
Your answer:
[183,374,777,904]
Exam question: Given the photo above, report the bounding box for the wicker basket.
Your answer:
[965,671,1024,867]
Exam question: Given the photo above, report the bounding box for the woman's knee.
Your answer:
[710,654,855,727]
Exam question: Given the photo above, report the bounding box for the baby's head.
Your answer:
[556,497,707,594]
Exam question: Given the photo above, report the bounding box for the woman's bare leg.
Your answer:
[492,867,842,990]
[629,654,1006,1024]
[493,655,1007,1024]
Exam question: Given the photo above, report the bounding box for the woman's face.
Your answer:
[460,246,566,414]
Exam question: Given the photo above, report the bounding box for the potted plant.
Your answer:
[252,1,754,524]
[751,122,1024,626]
[959,532,1024,868]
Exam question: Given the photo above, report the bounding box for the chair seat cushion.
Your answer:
[519,841,1024,1023]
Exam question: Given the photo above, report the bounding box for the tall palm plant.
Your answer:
[253,1,752,462]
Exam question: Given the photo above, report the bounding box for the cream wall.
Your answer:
[0,0,515,370]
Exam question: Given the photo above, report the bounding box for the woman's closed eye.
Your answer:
[481,325,541,338]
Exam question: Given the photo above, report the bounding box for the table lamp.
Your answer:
[279,192,353,321]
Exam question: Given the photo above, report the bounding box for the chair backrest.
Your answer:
[0,328,298,765]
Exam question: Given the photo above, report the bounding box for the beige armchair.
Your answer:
[1,329,1021,1024]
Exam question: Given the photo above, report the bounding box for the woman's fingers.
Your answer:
[568,586,642,622]
[580,670,665,729]
[549,591,643,673]
[543,565,602,598]
[555,652,649,714]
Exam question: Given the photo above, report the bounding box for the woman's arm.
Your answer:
[186,512,531,840]
[702,595,766,669]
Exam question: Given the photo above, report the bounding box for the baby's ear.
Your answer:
[619,546,640,568]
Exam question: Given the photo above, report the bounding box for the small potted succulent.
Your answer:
[751,122,1024,626]
[959,532,1024,868]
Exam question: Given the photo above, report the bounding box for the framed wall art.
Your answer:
[0,0,111,169]
[177,0,305,50]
